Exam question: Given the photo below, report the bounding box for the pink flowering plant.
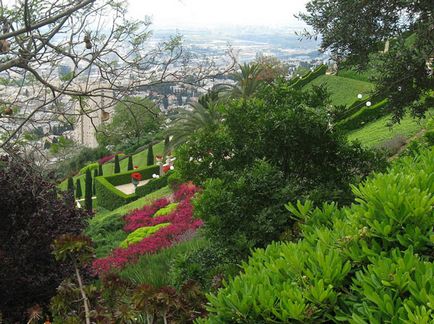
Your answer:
[92,183,202,274]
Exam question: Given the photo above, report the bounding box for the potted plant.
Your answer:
[131,172,142,188]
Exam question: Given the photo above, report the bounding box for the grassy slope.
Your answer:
[347,111,433,147]
[59,141,165,193]
[303,75,375,107]
[119,237,207,287]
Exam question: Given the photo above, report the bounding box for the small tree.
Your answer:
[98,163,103,176]
[114,154,120,173]
[76,179,82,199]
[127,155,133,170]
[85,169,92,212]
[52,234,94,324]
[147,144,154,166]
[93,169,98,196]
[67,177,74,193]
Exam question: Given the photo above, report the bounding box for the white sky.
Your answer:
[127,0,309,29]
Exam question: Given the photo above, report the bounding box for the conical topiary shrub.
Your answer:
[127,155,133,171]
[114,154,120,174]
[85,169,92,212]
[98,163,103,176]
[67,177,74,193]
[147,144,154,166]
[93,169,98,196]
[76,178,82,199]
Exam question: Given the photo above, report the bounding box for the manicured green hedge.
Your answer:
[95,177,137,211]
[135,170,173,198]
[79,162,99,175]
[291,65,327,90]
[95,165,164,210]
[104,165,159,186]
[335,93,384,121]
[337,99,390,131]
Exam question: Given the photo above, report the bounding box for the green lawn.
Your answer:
[347,111,433,147]
[303,75,375,107]
[59,141,165,193]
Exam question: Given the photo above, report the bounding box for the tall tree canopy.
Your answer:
[96,97,162,149]
[299,0,433,121]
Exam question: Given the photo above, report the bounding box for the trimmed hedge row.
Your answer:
[291,64,327,90]
[104,165,159,186]
[96,165,160,210]
[335,92,384,121]
[95,177,137,211]
[135,170,173,198]
[337,99,390,132]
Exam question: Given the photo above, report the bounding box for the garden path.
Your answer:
[115,179,151,195]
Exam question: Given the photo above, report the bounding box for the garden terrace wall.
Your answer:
[96,165,159,210]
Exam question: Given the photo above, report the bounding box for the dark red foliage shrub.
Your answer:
[0,155,88,323]
[93,185,202,274]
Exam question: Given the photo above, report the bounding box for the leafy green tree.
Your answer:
[299,0,434,121]
[76,179,82,199]
[114,154,120,174]
[84,169,92,212]
[147,144,154,166]
[127,155,133,170]
[96,97,163,149]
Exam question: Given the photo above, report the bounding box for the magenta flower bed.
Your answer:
[92,184,202,274]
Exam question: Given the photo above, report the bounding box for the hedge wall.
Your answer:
[104,165,159,186]
[95,165,160,210]
[135,170,173,198]
[337,99,390,132]
[291,64,327,90]
[95,177,137,211]
[335,92,384,121]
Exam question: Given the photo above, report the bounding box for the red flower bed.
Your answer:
[92,184,202,274]
[131,172,142,181]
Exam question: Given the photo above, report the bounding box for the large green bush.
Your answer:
[193,160,295,257]
[201,147,434,323]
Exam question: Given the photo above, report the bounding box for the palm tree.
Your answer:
[217,63,264,99]
[165,101,221,152]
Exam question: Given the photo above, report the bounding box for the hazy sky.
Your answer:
[127,0,310,29]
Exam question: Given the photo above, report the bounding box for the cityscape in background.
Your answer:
[0,26,327,160]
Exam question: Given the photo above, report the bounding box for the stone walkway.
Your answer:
[115,179,151,195]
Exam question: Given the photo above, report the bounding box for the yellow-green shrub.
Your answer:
[154,203,178,218]
[119,223,170,248]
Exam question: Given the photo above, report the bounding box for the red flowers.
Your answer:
[163,165,171,173]
[92,184,201,274]
[131,172,142,181]
[134,165,139,169]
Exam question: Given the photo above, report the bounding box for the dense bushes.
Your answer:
[0,156,87,323]
[200,147,434,323]
[193,160,294,257]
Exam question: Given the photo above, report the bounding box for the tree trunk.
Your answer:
[74,261,91,324]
